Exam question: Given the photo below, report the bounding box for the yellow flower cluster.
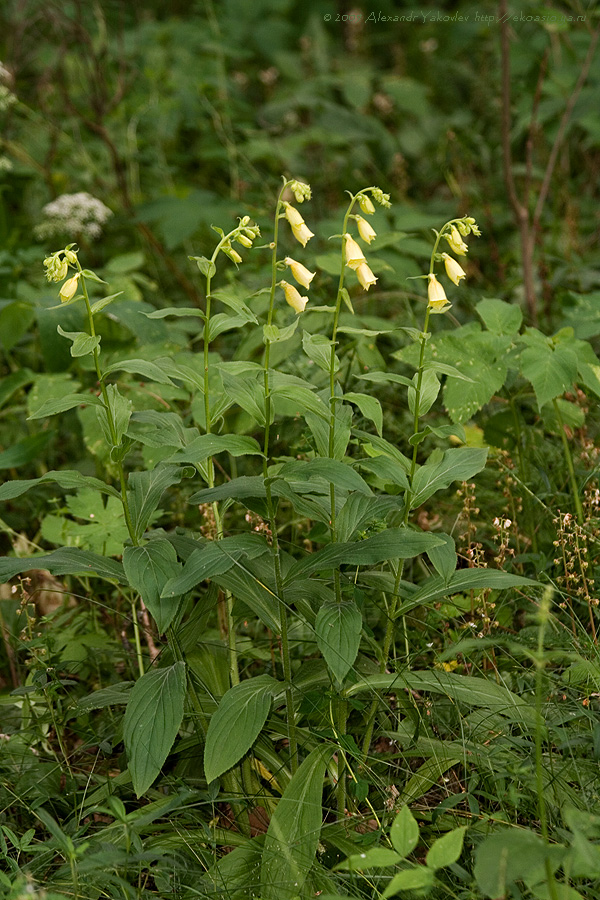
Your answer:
[427,217,480,313]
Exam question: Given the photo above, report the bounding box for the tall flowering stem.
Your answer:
[74,259,145,676]
[261,179,307,773]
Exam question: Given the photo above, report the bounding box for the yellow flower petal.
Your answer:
[281,280,308,313]
[442,253,466,286]
[284,257,315,289]
[356,263,377,291]
[344,233,366,270]
[427,273,448,309]
[356,216,377,244]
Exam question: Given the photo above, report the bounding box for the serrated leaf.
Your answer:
[123,541,183,633]
[124,661,186,797]
[426,826,466,870]
[315,601,362,683]
[391,805,419,858]
[57,325,101,358]
[204,675,277,783]
[476,297,522,335]
[520,342,578,408]
[260,745,333,900]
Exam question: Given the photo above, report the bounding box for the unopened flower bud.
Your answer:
[281,280,308,313]
[445,225,468,256]
[236,233,253,248]
[358,194,376,215]
[289,180,311,203]
[223,244,243,264]
[64,249,78,264]
[371,187,391,208]
[239,216,251,227]
[356,216,377,244]
[356,262,378,291]
[284,257,315,289]
[59,273,80,303]
[427,273,448,310]
[442,253,466,286]
[344,233,366,270]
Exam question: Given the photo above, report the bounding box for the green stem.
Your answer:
[553,397,584,524]
[79,264,144,675]
[535,592,560,900]
[263,181,298,773]
[510,397,538,553]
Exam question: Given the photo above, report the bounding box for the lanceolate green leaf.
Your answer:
[28,393,104,419]
[260,744,334,900]
[128,465,193,541]
[410,447,488,508]
[315,601,362,683]
[123,540,184,633]
[0,470,121,502]
[204,675,278,783]
[0,548,125,584]
[345,670,535,724]
[56,325,101,357]
[161,534,270,597]
[166,434,262,465]
[406,568,538,609]
[103,357,176,385]
[123,661,186,798]
[285,529,445,582]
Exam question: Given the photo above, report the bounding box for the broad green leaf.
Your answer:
[407,568,538,609]
[0,432,53,470]
[209,311,256,341]
[222,371,266,425]
[167,434,262,465]
[520,342,578,408]
[356,371,413,389]
[89,291,124,315]
[358,455,410,489]
[272,384,329,421]
[123,661,186,797]
[76,682,133,713]
[260,744,333,900]
[0,548,125,584]
[343,391,383,435]
[336,494,399,543]
[204,675,278,783]
[0,368,35,410]
[0,469,120,502]
[315,601,362,683]
[57,325,101,357]
[215,562,281,633]
[190,255,216,278]
[285,529,445,582]
[96,383,132,448]
[390,805,419,858]
[408,369,440,417]
[145,306,204,319]
[103,357,175,385]
[354,429,411,470]
[399,754,462,804]
[277,458,371,495]
[161,534,270,596]
[263,318,299,343]
[476,297,523,335]
[28,394,103,419]
[128,465,193,541]
[123,541,183,633]
[474,830,565,898]
[426,533,457,582]
[306,402,352,458]
[410,447,488,508]
[383,865,434,897]
[346,671,535,726]
[336,847,401,870]
[426,826,467,870]
[302,331,338,372]
[189,476,267,504]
